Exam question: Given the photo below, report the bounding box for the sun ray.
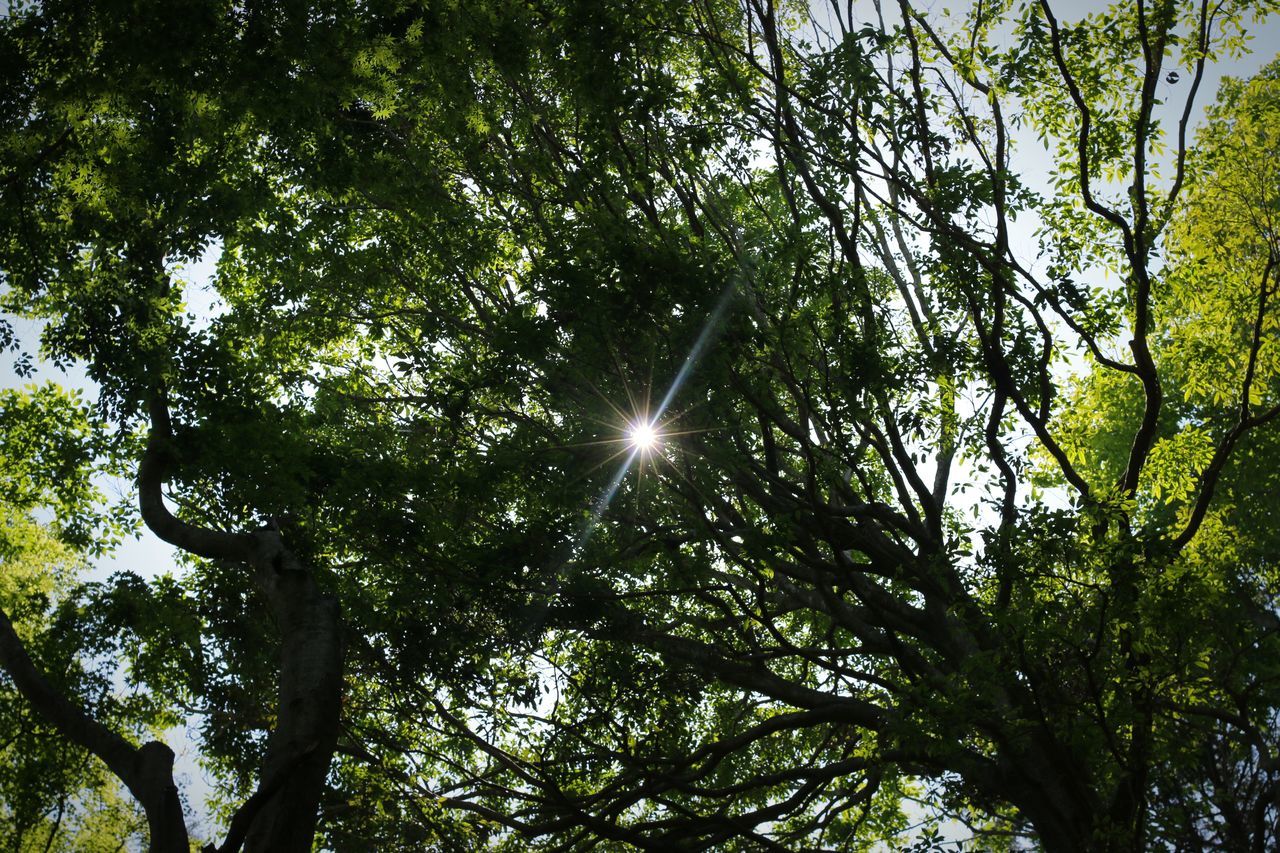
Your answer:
[651,284,736,422]
[644,346,655,423]
[635,451,645,521]
[573,443,643,482]
[576,445,641,550]
[573,281,738,549]
[546,436,632,451]
[649,400,710,431]
[574,373,636,426]
[648,426,724,439]
[606,338,642,423]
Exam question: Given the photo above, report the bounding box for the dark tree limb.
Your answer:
[139,388,344,852]
[0,607,188,853]
[204,744,317,853]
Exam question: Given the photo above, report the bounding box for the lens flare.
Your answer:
[574,281,737,553]
[628,421,658,451]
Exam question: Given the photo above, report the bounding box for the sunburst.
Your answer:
[626,419,658,453]
[572,283,737,549]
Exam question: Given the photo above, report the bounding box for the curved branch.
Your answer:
[138,392,256,562]
[1037,1,1136,243]
[0,607,188,852]
[1171,256,1279,554]
[139,387,343,852]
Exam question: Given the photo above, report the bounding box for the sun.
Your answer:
[627,420,658,452]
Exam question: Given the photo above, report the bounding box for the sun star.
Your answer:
[628,420,658,452]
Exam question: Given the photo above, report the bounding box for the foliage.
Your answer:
[2,0,1280,850]
[0,410,149,850]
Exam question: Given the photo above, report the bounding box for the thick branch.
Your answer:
[139,389,343,852]
[138,393,256,562]
[0,607,188,852]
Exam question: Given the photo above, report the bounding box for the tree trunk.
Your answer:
[243,543,344,853]
[138,395,345,852]
[994,736,1101,853]
[133,742,190,853]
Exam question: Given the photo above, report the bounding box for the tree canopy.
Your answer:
[3,0,1280,850]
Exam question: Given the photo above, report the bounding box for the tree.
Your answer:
[1050,50,1280,847]
[3,0,1280,850]
[0,387,151,851]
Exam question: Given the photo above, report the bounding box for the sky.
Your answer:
[0,248,225,839]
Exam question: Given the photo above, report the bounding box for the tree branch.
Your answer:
[0,606,188,852]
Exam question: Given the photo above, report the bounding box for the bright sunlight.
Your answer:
[627,420,658,452]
